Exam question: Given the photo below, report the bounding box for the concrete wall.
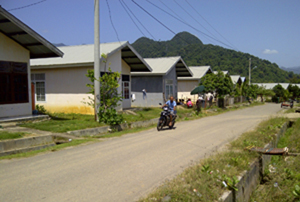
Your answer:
[32,66,94,114]
[31,50,130,114]
[131,75,163,107]
[178,80,199,102]
[0,32,32,118]
[163,66,178,99]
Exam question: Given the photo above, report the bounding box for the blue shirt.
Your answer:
[166,100,177,111]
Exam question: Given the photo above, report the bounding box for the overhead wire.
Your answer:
[184,0,239,51]
[121,0,156,40]
[144,0,235,49]
[119,0,146,37]
[131,0,192,46]
[173,0,221,43]
[157,0,212,43]
[8,0,47,11]
[105,0,121,43]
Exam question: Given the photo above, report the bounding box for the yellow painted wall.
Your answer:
[0,32,32,118]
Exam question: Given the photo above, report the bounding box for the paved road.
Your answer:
[0,104,281,202]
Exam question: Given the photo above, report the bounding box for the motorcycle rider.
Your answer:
[162,95,177,126]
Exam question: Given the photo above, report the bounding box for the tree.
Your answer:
[256,86,275,102]
[272,84,291,102]
[287,84,300,99]
[84,55,123,125]
[200,71,233,99]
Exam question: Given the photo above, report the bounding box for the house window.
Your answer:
[31,73,46,101]
[0,61,28,104]
[165,79,173,99]
[122,75,130,100]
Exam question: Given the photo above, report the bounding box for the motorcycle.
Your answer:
[157,103,177,131]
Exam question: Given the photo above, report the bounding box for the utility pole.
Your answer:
[94,0,100,121]
[249,58,251,85]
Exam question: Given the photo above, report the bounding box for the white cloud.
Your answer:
[263,49,278,54]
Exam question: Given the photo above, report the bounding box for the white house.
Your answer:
[177,66,213,102]
[230,75,242,86]
[30,41,151,114]
[0,6,63,119]
[253,83,290,90]
[131,56,192,107]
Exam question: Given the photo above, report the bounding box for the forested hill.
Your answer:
[132,31,298,83]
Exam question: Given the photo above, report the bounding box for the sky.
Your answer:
[1,0,300,68]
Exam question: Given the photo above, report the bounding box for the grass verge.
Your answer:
[250,119,300,202]
[0,131,28,140]
[138,117,287,202]
[0,138,96,160]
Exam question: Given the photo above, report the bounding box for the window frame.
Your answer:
[31,73,46,102]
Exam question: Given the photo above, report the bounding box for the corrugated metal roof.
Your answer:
[253,83,290,90]
[31,41,152,72]
[131,56,192,77]
[230,75,241,84]
[0,6,63,59]
[178,66,212,80]
[213,71,229,75]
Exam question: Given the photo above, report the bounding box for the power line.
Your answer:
[173,0,220,43]
[8,0,47,11]
[119,0,146,37]
[144,0,235,49]
[184,0,239,51]
[156,0,212,43]
[121,0,156,40]
[105,0,120,42]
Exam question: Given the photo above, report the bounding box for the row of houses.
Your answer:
[0,7,247,119]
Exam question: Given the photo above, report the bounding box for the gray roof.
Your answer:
[131,56,192,77]
[253,83,290,90]
[31,41,152,72]
[178,66,212,80]
[230,75,242,84]
[0,6,63,59]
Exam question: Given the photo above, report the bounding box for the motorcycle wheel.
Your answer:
[157,118,164,131]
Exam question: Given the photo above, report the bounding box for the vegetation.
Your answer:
[250,119,300,202]
[0,131,28,140]
[200,71,233,99]
[84,54,123,126]
[139,117,287,201]
[132,31,300,83]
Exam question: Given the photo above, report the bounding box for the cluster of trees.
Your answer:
[132,32,300,83]
[199,71,275,102]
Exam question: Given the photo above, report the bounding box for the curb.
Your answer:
[0,135,55,157]
[219,122,288,202]
[67,118,158,137]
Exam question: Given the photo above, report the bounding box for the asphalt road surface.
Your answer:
[0,104,281,202]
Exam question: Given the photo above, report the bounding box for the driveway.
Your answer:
[0,104,281,202]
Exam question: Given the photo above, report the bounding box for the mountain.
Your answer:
[280,66,300,75]
[53,43,66,47]
[132,31,299,83]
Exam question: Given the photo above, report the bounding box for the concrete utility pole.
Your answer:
[249,58,251,85]
[94,0,100,121]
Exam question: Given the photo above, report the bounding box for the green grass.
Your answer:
[0,138,96,160]
[0,131,28,140]
[250,119,300,202]
[20,102,264,134]
[21,113,106,133]
[138,117,287,202]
